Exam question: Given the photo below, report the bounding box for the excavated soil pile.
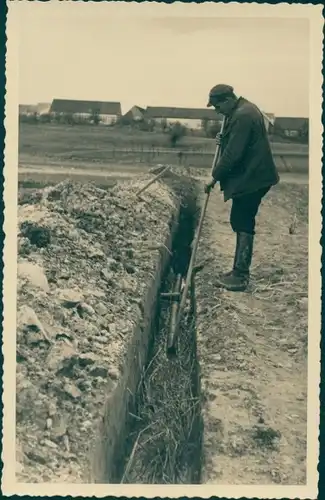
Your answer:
[16,177,179,483]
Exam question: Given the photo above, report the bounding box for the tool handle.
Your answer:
[210,117,227,177]
[170,117,226,350]
[136,165,170,197]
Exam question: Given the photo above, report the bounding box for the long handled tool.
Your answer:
[135,165,170,197]
[166,274,183,349]
[166,116,226,356]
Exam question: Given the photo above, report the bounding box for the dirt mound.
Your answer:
[16,178,177,483]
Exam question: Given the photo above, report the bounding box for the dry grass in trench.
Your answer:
[122,303,201,485]
[121,170,202,485]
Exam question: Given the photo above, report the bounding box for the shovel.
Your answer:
[166,116,226,356]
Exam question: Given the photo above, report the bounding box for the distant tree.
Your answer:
[203,120,221,138]
[19,113,38,124]
[137,120,147,131]
[116,115,129,126]
[91,108,101,125]
[148,119,156,132]
[38,113,51,124]
[200,118,221,138]
[52,113,61,124]
[60,112,75,125]
[272,122,285,139]
[168,122,187,148]
[300,121,309,143]
[201,118,209,134]
[161,118,168,132]
[74,115,90,126]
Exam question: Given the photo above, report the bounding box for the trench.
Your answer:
[18,176,204,483]
[117,177,203,484]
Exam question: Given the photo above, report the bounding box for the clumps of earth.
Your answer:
[16,178,177,483]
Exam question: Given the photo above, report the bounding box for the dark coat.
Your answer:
[212,97,280,201]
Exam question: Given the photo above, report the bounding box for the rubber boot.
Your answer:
[217,232,254,292]
[223,233,241,277]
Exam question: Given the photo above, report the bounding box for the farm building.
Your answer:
[145,106,274,132]
[36,102,51,115]
[50,99,122,125]
[121,105,146,123]
[145,106,223,130]
[273,117,309,138]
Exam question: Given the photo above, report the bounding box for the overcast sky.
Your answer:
[17,2,310,117]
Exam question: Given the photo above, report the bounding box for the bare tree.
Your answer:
[168,122,187,148]
[91,107,101,125]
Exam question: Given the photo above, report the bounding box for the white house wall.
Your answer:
[69,112,117,124]
[154,115,270,131]
[99,114,118,124]
[284,129,299,137]
[154,117,203,129]
[73,113,91,120]
[168,118,203,129]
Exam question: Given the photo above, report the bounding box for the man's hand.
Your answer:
[204,178,217,194]
[215,133,222,146]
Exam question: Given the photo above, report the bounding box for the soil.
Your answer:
[18,163,308,200]
[16,169,309,485]
[195,181,308,484]
[16,177,177,483]
[120,182,202,485]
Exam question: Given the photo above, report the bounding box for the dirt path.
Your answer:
[195,182,308,484]
[19,164,308,187]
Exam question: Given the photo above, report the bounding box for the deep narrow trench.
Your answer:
[119,177,203,484]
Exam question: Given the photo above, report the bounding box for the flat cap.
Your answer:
[207,84,234,107]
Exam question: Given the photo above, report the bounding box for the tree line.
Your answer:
[19,110,223,148]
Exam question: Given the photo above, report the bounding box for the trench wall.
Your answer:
[16,179,184,484]
[90,203,180,483]
[119,179,203,484]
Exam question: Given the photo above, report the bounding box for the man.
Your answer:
[205,84,279,292]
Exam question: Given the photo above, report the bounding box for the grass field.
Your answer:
[19,123,309,164]
[19,123,214,154]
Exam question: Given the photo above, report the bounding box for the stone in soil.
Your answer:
[18,260,50,292]
[95,302,108,316]
[58,288,84,307]
[63,383,82,400]
[17,305,50,345]
[77,302,95,317]
[47,342,77,374]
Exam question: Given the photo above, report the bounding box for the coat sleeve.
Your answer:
[212,111,253,181]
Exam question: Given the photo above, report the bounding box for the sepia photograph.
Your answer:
[2,1,322,498]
